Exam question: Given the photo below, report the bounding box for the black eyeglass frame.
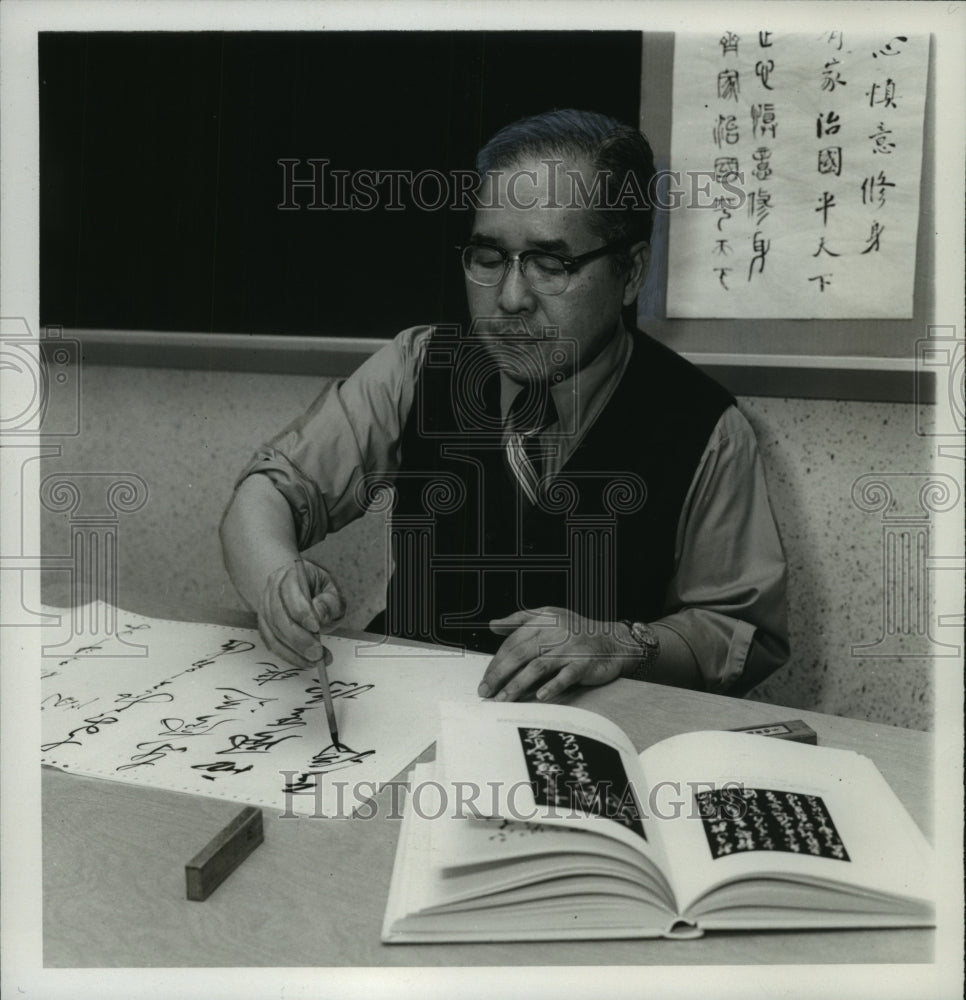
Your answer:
[457,238,632,293]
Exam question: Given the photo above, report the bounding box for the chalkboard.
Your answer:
[39,31,642,337]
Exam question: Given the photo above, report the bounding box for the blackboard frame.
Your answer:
[37,28,941,402]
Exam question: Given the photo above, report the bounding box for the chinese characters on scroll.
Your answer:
[668,31,927,318]
[40,604,481,816]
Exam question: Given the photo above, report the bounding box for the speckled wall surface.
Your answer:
[40,364,945,730]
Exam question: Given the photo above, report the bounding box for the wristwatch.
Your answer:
[618,619,661,681]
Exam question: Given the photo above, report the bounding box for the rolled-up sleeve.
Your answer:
[234,326,432,549]
[656,405,789,694]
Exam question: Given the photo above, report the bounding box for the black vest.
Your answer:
[375,328,734,653]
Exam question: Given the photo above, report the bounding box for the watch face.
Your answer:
[630,622,660,650]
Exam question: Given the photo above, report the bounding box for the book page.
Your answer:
[40,603,484,816]
[383,761,675,940]
[637,730,934,917]
[435,701,671,870]
[430,812,648,875]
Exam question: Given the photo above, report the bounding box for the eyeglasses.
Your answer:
[459,239,628,296]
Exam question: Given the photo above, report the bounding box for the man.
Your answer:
[220,109,788,702]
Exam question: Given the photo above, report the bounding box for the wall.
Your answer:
[39,363,943,730]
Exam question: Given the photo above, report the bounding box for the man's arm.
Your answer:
[654,404,789,694]
[480,405,788,700]
[220,472,302,612]
[219,326,430,666]
[631,624,704,688]
[220,473,342,664]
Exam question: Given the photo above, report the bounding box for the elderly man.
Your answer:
[221,108,788,703]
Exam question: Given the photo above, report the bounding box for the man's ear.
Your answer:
[622,241,651,307]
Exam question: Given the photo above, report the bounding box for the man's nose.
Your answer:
[497,259,537,314]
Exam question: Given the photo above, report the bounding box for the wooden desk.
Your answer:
[42,601,934,967]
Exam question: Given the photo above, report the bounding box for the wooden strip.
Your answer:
[185,805,264,901]
[63,329,934,402]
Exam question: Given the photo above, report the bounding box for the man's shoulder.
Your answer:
[353,325,435,386]
[389,324,436,360]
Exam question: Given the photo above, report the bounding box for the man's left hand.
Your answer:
[479,608,638,702]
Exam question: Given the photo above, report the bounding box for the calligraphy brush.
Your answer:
[296,558,340,748]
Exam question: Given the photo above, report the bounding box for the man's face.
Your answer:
[466,155,644,385]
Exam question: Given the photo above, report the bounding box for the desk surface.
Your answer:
[42,600,934,967]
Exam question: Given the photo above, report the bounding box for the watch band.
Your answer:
[618,619,661,681]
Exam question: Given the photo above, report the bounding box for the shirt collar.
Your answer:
[499,324,632,440]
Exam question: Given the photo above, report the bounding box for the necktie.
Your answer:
[505,389,556,506]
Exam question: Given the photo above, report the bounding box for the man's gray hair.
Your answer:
[475,108,657,247]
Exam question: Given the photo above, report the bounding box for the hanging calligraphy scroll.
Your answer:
[666,31,928,319]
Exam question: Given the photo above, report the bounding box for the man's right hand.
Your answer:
[257,559,346,668]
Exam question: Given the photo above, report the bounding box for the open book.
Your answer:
[382,701,934,942]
